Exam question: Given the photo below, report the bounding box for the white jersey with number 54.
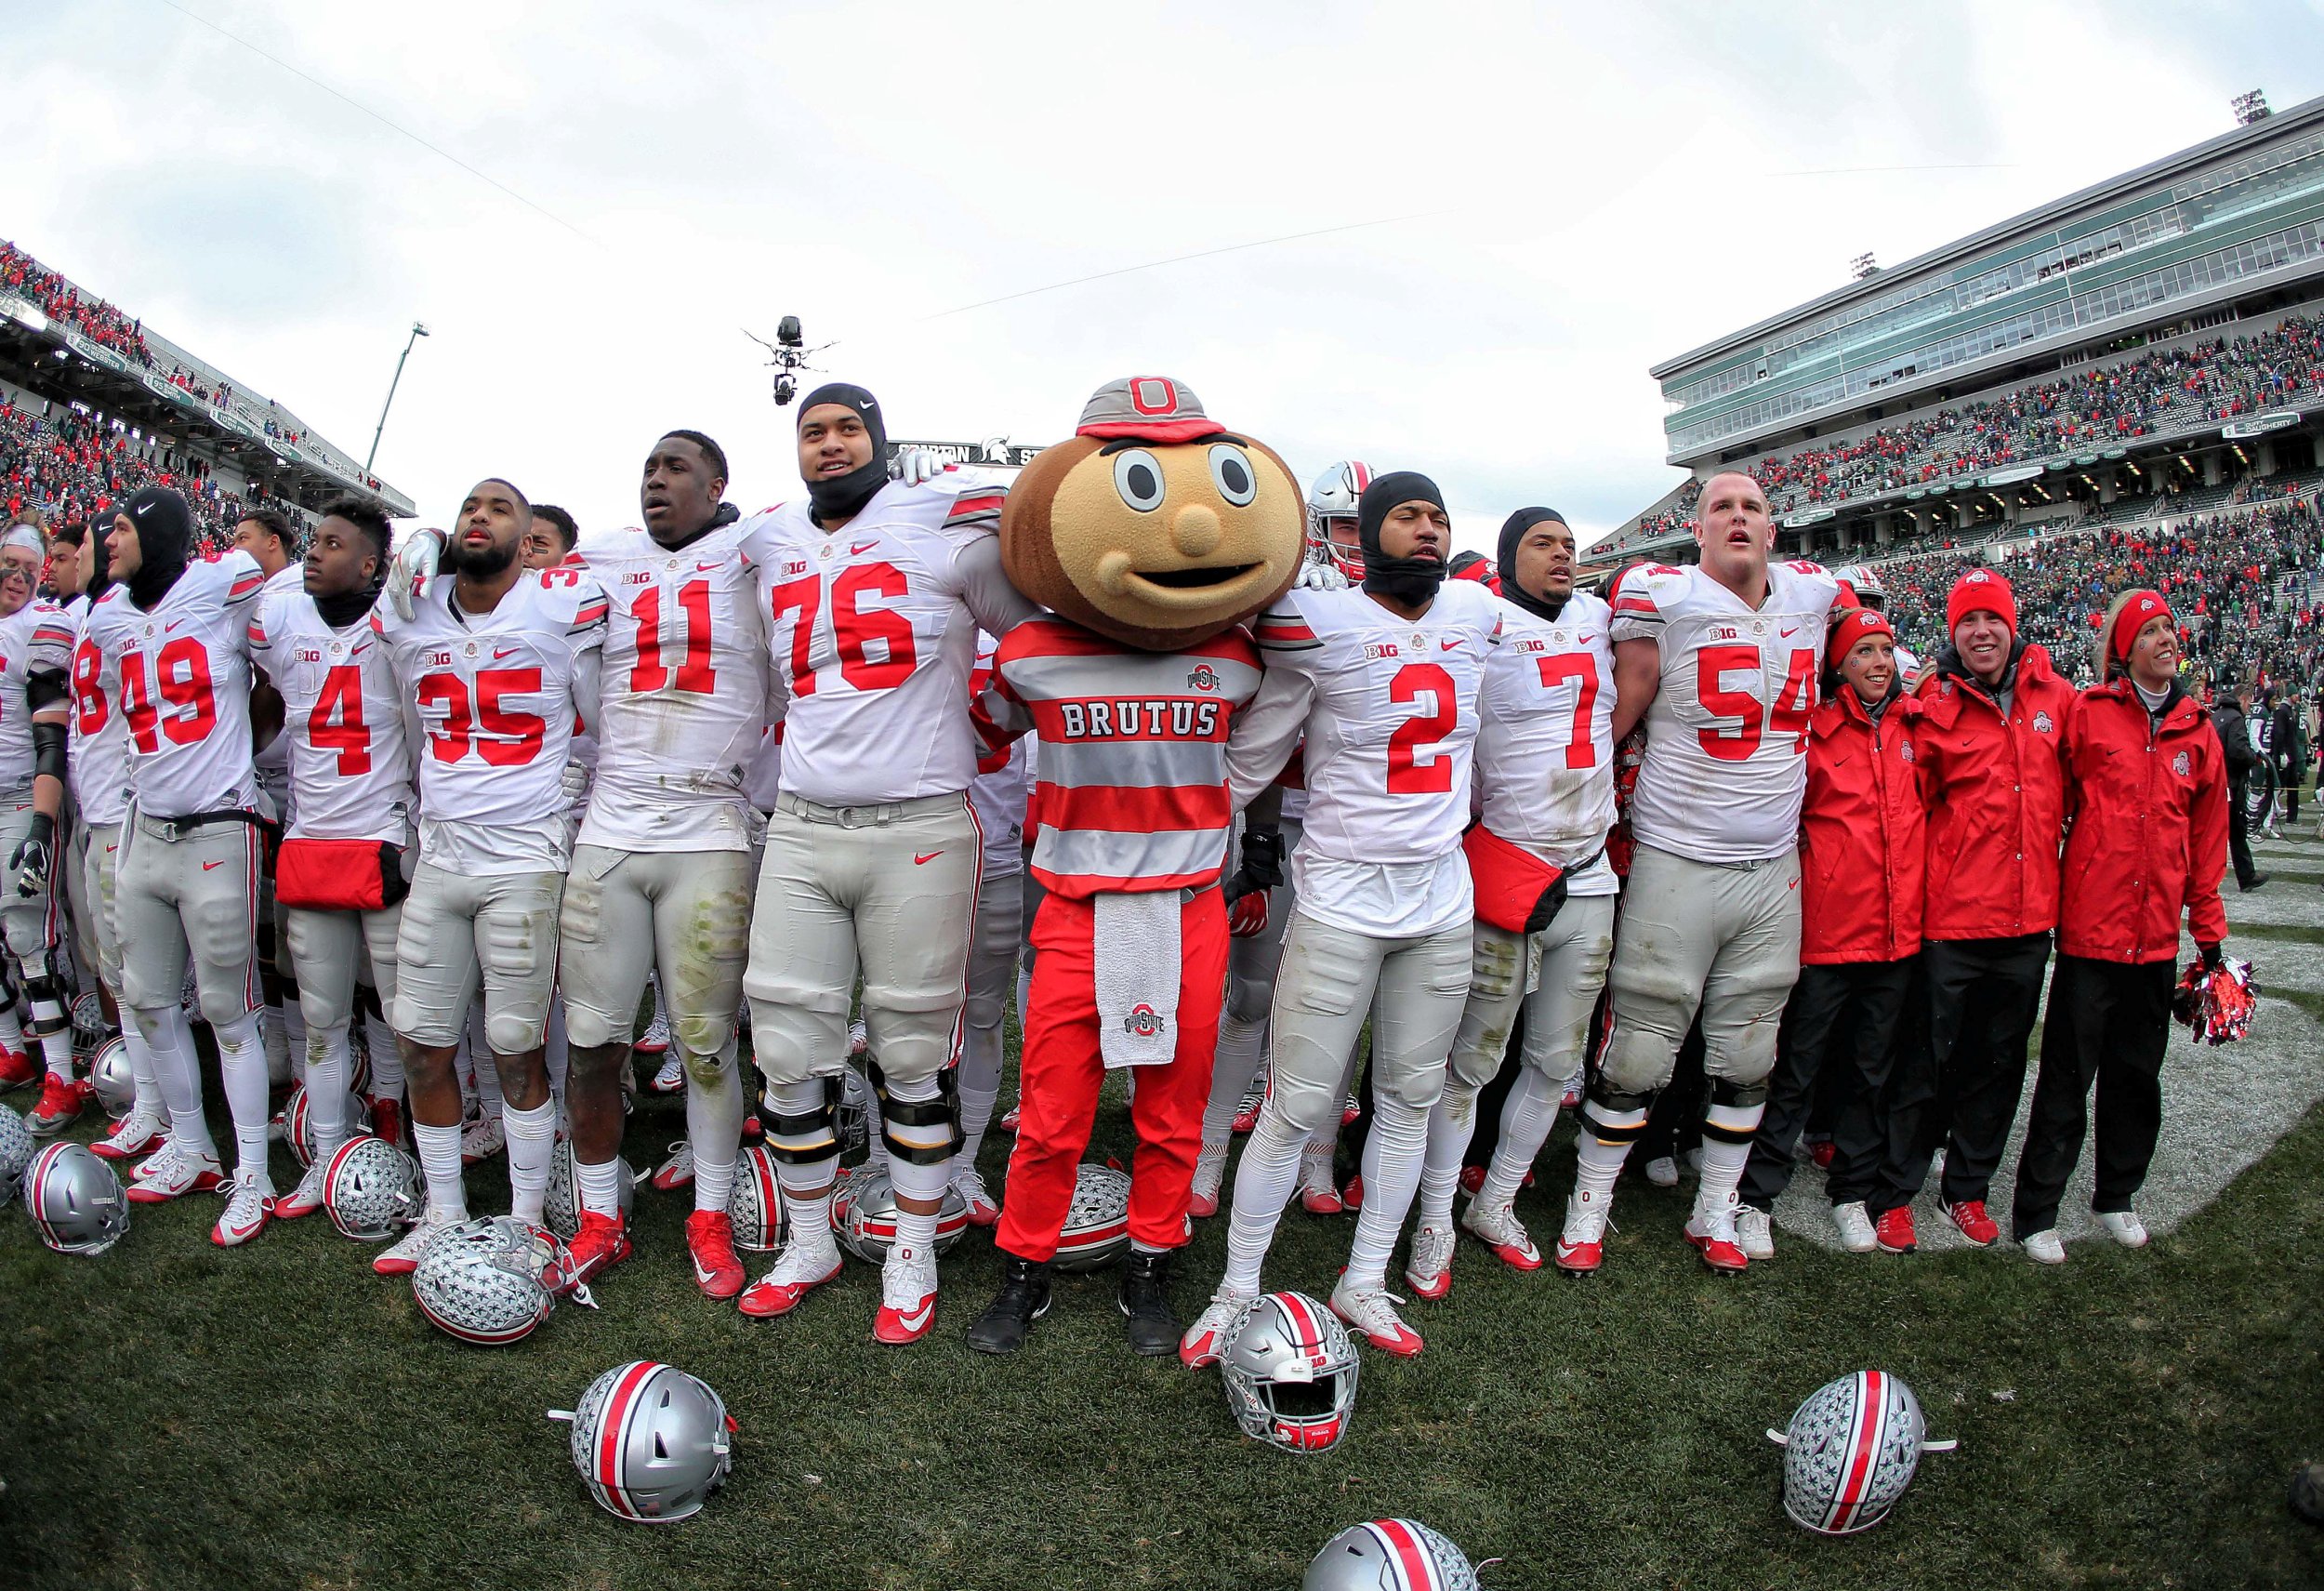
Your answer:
[1612,559,1841,864]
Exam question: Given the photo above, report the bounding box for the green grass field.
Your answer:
[8,851,2324,1590]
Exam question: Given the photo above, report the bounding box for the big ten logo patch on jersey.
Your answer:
[1055,699,1223,739]
[420,648,453,669]
[1123,1002,1166,1038]
[781,558,810,579]
[1710,624,1742,642]
[1185,663,1221,692]
[621,570,654,586]
[1514,636,1551,656]
[296,647,323,665]
[1363,641,1404,661]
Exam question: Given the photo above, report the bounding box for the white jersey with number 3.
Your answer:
[1474,589,1617,870]
[248,586,415,844]
[570,522,769,852]
[86,551,267,818]
[1613,559,1840,864]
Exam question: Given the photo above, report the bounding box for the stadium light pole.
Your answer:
[365,321,430,476]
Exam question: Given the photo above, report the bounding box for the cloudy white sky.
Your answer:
[7,0,2322,553]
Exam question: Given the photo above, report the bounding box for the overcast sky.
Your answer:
[8,0,2322,553]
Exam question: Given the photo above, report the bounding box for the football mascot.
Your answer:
[964,376,1304,1357]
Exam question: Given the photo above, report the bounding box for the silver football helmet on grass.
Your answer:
[323,1134,423,1241]
[832,1167,970,1262]
[22,1141,128,1255]
[280,1080,374,1168]
[543,1140,637,1240]
[728,1144,788,1253]
[87,1037,135,1120]
[1769,1370,1954,1534]
[1051,1163,1132,1273]
[1305,1518,1480,1590]
[412,1216,589,1345]
[70,992,107,1064]
[0,1102,34,1205]
[549,1361,736,1523]
[1219,1291,1360,1453]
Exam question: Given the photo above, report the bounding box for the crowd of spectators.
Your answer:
[0,242,152,365]
[1,397,255,551]
[1878,485,2324,696]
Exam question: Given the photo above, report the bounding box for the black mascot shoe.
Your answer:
[1118,1249,1180,1357]
[965,1253,1052,1356]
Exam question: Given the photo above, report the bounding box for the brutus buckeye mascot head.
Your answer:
[999,376,1304,652]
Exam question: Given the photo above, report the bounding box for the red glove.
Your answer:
[1227,891,1270,938]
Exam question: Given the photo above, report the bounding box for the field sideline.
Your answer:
[7,837,2324,1589]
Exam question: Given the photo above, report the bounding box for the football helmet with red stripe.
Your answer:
[412,1216,588,1346]
[1770,1371,1955,1534]
[727,1144,789,1253]
[322,1134,423,1241]
[1304,1518,1479,1590]
[833,1167,971,1263]
[550,1360,736,1523]
[1219,1291,1360,1454]
[280,1080,375,1169]
[23,1141,128,1254]
[1305,461,1375,579]
[1051,1163,1131,1273]
[543,1141,637,1242]
[87,1037,135,1119]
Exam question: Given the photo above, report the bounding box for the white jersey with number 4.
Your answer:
[85,551,267,818]
[1612,559,1841,864]
[1240,580,1502,936]
[570,522,769,853]
[1475,590,1617,882]
[741,476,1037,808]
[376,567,608,872]
[248,586,415,844]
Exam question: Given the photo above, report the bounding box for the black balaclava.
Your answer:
[1357,471,1448,609]
[120,485,192,611]
[799,382,891,526]
[315,530,388,629]
[1498,507,1572,622]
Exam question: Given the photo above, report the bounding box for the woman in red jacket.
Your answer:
[1736,606,1925,1260]
[2009,589,2229,1265]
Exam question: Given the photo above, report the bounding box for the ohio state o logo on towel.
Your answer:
[1123,1003,1167,1037]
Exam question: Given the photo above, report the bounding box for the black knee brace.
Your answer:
[878,1070,961,1166]
[22,968,70,1039]
[1578,1079,1655,1143]
[1699,1077,1771,1145]
[763,1099,838,1165]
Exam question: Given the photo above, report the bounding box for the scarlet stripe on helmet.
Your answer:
[1349,462,1373,492]
[746,1147,781,1243]
[1271,1291,1322,1355]
[1828,1370,1886,1531]
[1365,1520,1438,1591]
[27,1143,64,1247]
[597,1360,660,1519]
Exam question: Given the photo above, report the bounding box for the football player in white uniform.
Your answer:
[374,478,608,1274]
[0,549,79,1134]
[246,500,416,1223]
[557,431,764,1298]
[1557,471,1840,1276]
[1402,508,1618,1292]
[90,487,278,1243]
[1186,471,1498,1362]
[232,509,307,1087]
[733,383,1037,1343]
[958,630,1034,1226]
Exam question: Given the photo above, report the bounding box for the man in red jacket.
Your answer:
[2009,590,2228,1263]
[1878,569,2074,1248]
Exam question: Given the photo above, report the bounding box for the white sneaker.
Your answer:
[1178,1286,1256,1368]
[649,1053,686,1094]
[1644,1155,1679,1188]
[1736,1205,1777,1260]
[211,1173,274,1247]
[1327,1279,1424,1357]
[1459,1193,1541,1270]
[1340,1092,1361,1127]
[275,1156,333,1220]
[2022,1228,2067,1266]
[950,1162,999,1226]
[1403,1221,1456,1301]
[1556,1187,1615,1272]
[132,1137,184,1184]
[1298,1143,1342,1214]
[635,1000,673,1056]
[875,1241,940,1344]
[1187,1140,1228,1217]
[2093,1209,2148,1249]
[374,1213,456,1277]
[651,1139,695,1192]
[125,1140,225,1201]
[460,1113,506,1166]
[1830,1200,1876,1254]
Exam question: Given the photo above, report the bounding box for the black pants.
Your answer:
[2278,760,2302,824]
[1878,934,2052,1213]
[2228,776,2260,887]
[2009,954,2173,1240]
[1639,1017,1708,1163]
[1739,959,1916,1213]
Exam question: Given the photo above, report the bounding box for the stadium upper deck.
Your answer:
[1604,93,2324,561]
[0,241,413,523]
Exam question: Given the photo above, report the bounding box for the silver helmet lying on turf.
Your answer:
[1051,1163,1132,1273]
[70,991,107,1063]
[1768,1370,1955,1534]
[412,1215,589,1345]
[833,1167,971,1263]
[1220,1291,1360,1454]
[280,1080,374,1169]
[549,1361,737,1523]
[87,1037,135,1120]
[542,1140,636,1241]
[323,1134,423,1241]
[727,1144,788,1253]
[1304,1518,1479,1590]
[0,1102,33,1206]
[22,1141,128,1255]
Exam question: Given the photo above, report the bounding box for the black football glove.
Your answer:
[11,811,54,898]
[1221,827,1285,907]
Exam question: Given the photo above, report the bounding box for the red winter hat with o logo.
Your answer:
[1074,376,1218,444]
[1946,567,2017,637]
[1826,604,1895,673]
[2108,588,2174,669]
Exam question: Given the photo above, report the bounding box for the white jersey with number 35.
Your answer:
[248,586,415,844]
[570,522,769,853]
[1613,559,1840,864]
[1474,589,1617,868]
[85,551,268,818]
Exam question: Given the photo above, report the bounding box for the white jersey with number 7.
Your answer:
[1611,558,1841,864]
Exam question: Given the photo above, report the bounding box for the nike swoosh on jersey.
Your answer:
[1439,639,1463,650]
[202,859,227,871]
[850,541,878,556]
[913,851,943,865]
[493,647,520,660]
[1780,627,1800,638]
[695,561,723,572]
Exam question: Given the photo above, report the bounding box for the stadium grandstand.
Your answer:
[1601,90,2324,579]
[0,239,411,549]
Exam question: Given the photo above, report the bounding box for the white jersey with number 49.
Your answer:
[570,522,769,853]
[1474,589,1617,867]
[249,585,415,844]
[85,551,268,818]
[1613,559,1841,864]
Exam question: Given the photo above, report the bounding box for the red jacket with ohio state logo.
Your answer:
[1801,687,1926,963]
[2056,680,2230,963]
[1912,643,2075,940]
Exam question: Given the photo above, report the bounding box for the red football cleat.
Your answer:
[27,1072,88,1136]
[0,1044,34,1091]
[1340,1174,1365,1212]
[1808,1139,1837,1171]
[1940,1198,1999,1247]
[1874,1206,1918,1254]
[565,1212,634,1286]
[685,1209,746,1300]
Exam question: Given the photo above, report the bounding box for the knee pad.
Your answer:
[1579,1079,1655,1145]
[764,1080,837,1165]
[560,998,624,1052]
[21,967,69,1035]
[878,1069,959,1166]
[1701,1076,1769,1145]
[482,1009,548,1058]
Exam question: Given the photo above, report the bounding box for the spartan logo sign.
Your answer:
[1185,662,1221,692]
[1123,1002,1166,1038]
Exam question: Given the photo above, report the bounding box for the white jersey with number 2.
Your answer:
[1612,558,1841,865]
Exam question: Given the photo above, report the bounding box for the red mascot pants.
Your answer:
[994,885,1226,1262]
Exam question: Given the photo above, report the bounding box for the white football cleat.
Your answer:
[274,1156,332,1220]
[1178,1286,1256,1369]
[651,1139,696,1192]
[874,1241,940,1345]
[1404,1221,1456,1301]
[648,1053,686,1094]
[1829,1201,1877,1254]
[1328,1279,1423,1358]
[211,1174,274,1247]
[1298,1143,1343,1214]
[2094,1210,2148,1249]
[1187,1139,1228,1218]
[2022,1228,2067,1266]
[634,1001,673,1056]
[374,1214,456,1277]
[1459,1193,1542,1271]
[950,1163,999,1226]
[1643,1155,1680,1188]
[125,1140,225,1202]
[737,1236,846,1319]
[460,1113,506,1166]
[1736,1205,1777,1261]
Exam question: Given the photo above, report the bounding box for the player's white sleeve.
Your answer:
[954,533,1041,638]
[1606,567,1668,645]
[1226,662,1314,811]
